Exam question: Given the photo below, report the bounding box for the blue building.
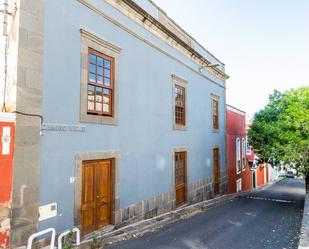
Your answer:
[5,0,229,246]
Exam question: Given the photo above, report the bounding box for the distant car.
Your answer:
[286,171,295,178]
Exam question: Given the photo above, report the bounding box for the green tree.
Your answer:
[248,87,309,178]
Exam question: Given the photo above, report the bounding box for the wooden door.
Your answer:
[175,152,187,207]
[81,160,112,235]
[213,148,220,195]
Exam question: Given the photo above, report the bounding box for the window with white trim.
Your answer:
[80,29,121,125]
[246,136,252,155]
[242,137,246,171]
[236,137,241,173]
[236,178,242,192]
[211,95,219,130]
[172,75,187,130]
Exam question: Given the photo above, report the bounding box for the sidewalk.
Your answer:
[299,193,309,249]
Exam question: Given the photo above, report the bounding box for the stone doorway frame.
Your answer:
[74,151,121,231]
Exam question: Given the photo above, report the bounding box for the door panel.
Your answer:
[175,152,187,206]
[96,160,111,227]
[81,162,96,234]
[81,160,112,235]
[213,148,220,195]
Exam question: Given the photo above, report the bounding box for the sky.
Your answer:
[152,0,309,120]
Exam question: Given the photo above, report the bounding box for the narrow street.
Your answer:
[106,179,305,249]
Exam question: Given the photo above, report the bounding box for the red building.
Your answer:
[226,105,252,193]
[0,113,15,248]
[245,124,268,188]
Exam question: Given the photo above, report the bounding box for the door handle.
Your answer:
[96,196,108,204]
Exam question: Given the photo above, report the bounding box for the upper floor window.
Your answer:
[88,49,114,116]
[246,137,252,155]
[80,29,120,125]
[175,85,186,126]
[236,137,241,173]
[242,137,246,170]
[212,97,219,130]
[172,75,187,130]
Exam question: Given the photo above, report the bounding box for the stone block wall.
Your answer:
[10,0,45,247]
[117,175,228,227]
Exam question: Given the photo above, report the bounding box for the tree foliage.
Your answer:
[248,87,309,174]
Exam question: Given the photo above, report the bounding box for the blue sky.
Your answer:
[153,0,309,119]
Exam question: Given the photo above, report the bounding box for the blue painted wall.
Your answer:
[39,0,227,232]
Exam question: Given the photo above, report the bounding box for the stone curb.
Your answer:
[298,193,309,249]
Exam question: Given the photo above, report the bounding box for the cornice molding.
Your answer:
[103,0,229,80]
[171,74,188,84]
[211,93,220,100]
[226,105,246,116]
[80,28,121,54]
[77,0,227,88]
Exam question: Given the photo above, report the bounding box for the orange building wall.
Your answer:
[0,120,15,249]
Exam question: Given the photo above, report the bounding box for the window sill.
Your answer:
[173,124,187,131]
[80,114,118,126]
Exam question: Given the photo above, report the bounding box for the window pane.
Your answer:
[96,86,103,94]
[97,57,103,66]
[104,77,111,86]
[96,87,103,102]
[104,60,111,68]
[87,85,95,91]
[97,66,103,76]
[90,64,96,74]
[96,94,102,102]
[97,76,103,84]
[104,69,110,78]
[96,102,102,111]
[95,86,103,95]
[88,101,94,110]
[103,89,110,103]
[90,54,96,64]
[103,103,109,112]
[89,73,96,82]
[88,91,94,101]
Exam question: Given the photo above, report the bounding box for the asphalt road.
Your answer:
[106,179,305,249]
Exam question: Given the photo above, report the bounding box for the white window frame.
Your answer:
[242,137,246,171]
[211,93,220,132]
[246,136,252,155]
[236,178,242,192]
[172,74,188,131]
[236,137,241,174]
